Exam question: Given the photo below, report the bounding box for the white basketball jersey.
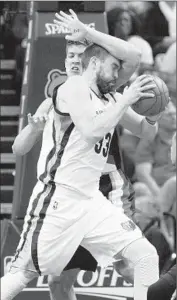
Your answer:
[37,90,115,198]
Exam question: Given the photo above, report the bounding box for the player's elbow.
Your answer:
[133,52,141,71]
[134,46,142,61]
[129,45,142,65]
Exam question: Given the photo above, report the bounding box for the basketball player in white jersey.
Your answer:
[12,39,137,300]
[1,9,161,300]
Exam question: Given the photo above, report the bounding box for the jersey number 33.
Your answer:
[94,132,112,158]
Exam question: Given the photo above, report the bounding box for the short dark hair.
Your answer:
[65,40,88,54]
[81,43,110,70]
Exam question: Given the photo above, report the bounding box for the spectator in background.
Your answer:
[133,101,176,271]
[133,124,176,273]
[135,101,176,194]
[13,13,28,98]
[0,9,5,59]
[14,36,27,99]
[0,11,17,59]
[107,6,141,40]
[107,6,154,81]
[155,42,176,105]
[11,13,28,44]
[157,132,176,251]
[147,132,176,300]
[158,1,176,39]
[156,42,176,75]
[142,1,176,57]
[139,1,170,55]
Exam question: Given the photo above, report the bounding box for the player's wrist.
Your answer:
[85,26,95,42]
[119,94,131,108]
[85,25,102,45]
[28,122,43,132]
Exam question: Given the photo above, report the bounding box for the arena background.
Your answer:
[0,1,176,300]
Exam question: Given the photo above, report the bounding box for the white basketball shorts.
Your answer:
[10,181,142,276]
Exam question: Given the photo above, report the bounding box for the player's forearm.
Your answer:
[120,108,158,139]
[140,118,158,141]
[85,98,129,143]
[86,26,141,65]
[12,125,42,155]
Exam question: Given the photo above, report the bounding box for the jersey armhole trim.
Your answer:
[54,106,70,116]
[53,83,70,116]
[109,93,117,103]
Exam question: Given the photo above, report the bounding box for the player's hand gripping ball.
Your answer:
[132,75,170,116]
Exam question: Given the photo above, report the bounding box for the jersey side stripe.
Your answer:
[39,120,56,182]
[49,123,75,181]
[31,122,75,275]
[10,185,48,266]
[11,121,57,265]
[53,84,70,116]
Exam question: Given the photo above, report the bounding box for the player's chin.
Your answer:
[70,70,81,76]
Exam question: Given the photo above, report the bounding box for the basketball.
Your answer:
[131,75,170,116]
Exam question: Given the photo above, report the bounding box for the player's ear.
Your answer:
[90,56,100,71]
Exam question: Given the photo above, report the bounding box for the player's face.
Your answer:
[96,55,121,94]
[65,44,86,77]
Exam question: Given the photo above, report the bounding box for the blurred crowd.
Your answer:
[107,1,176,274]
[1,1,176,275]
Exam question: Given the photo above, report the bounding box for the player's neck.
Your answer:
[82,71,102,98]
[90,83,103,99]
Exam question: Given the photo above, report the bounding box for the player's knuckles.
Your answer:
[139,74,151,81]
[35,116,44,123]
[140,84,154,91]
[35,117,43,123]
[141,78,154,86]
[44,113,48,120]
[31,116,37,123]
[39,117,45,122]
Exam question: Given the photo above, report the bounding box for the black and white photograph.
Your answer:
[0,1,176,300]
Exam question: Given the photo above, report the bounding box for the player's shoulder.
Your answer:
[42,97,53,106]
[35,97,53,116]
[63,75,88,90]
[40,97,53,111]
[57,76,89,99]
